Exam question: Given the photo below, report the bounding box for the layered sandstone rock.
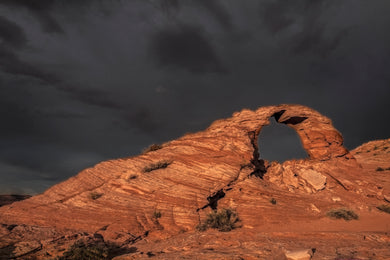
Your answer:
[0,104,389,259]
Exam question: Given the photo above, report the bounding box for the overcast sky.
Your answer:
[1,0,389,194]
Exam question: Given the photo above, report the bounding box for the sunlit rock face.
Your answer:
[0,104,357,230]
[1,104,389,259]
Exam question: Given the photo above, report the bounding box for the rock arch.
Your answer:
[220,104,352,162]
[267,107,349,161]
[257,116,308,162]
[0,104,361,239]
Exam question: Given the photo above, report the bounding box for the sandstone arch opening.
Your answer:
[258,117,308,163]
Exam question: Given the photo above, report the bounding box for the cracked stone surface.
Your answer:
[1,104,389,259]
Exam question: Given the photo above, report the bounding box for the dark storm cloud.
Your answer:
[0,100,36,137]
[150,24,225,73]
[0,0,63,34]
[118,108,159,134]
[261,0,347,56]
[0,47,56,82]
[195,0,232,30]
[0,15,56,82]
[150,0,232,30]
[261,0,295,34]
[262,0,330,33]
[292,25,350,56]
[153,0,180,15]
[0,16,27,49]
[58,86,124,110]
[1,0,390,194]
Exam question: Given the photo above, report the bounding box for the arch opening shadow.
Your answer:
[258,117,308,163]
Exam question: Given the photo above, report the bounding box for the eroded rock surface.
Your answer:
[0,104,389,259]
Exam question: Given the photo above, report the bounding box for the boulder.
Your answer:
[299,169,327,191]
[285,249,313,260]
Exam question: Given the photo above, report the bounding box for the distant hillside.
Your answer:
[0,195,31,207]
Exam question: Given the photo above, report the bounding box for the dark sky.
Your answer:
[1,0,389,194]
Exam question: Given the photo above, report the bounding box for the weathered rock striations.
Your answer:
[1,104,389,259]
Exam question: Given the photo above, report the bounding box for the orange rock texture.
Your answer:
[1,104,389,259]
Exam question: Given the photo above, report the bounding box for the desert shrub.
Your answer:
[58,241,109,260]
[153,210,162,219]
[143,160,172,173]
[326,208,358,221]
[89,192,103,200]
[142,144,163,154]
[270,198,277,205]
[376,167,384,171]
[377,204,390,214]
[58,240,136,260]
[197,208,240,232]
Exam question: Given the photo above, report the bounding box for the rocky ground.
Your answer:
[0,104,389,259]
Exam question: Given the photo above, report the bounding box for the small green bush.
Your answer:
[143,144,163,154]
[270,198,277,205]
[197,208,240,232]
[377,204,390,214]
[89,192,103,200]
[376,167,384,171]
[326,208,359,221]
[143,160,172,173]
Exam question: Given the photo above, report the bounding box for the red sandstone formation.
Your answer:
[0,104,389,259]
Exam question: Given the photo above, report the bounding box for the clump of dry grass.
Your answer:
[377,204,390,214]
[89,192,103,200]
[143,160,172,173]
[153,210,162,219]
[197,208,240,232]
[58,240,108,260]
[142,144,163,154]
[326,208,358,221]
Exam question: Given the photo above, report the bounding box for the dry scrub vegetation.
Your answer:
[326,208,359,221]
[143,160,172,173]
[142,144,163,154]
[197,208,240,232]
[377,204,390,214]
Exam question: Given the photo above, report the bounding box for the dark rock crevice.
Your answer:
[248,131,266,179]
[197,189,226,211]
[272,110,286,122]
[280,116,308,125]
[272,110,308,125]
